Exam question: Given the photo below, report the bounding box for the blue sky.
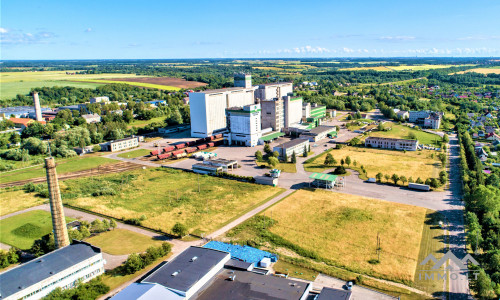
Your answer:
[1,0,499,60]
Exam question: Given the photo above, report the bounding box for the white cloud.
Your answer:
[342,47,354,53]
[380,36,416,41]
[1,30,56,45]
[0,28,8,34]
[85,28,92,32]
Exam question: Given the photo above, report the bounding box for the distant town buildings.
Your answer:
[0,241,105,300]
[89,96,110,103]
[365,137,419,151]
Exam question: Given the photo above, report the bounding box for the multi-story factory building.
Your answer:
[225,104,262,147]
[260,98,284,131]
[283,95,303,128]
[254,82,293,101]
[189,86,256,138]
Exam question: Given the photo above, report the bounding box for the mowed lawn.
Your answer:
[304,146,443,180]
[63,168,283,235]
[85,229,166,255]
[117,149,151,159]
[0,190,46,216]
[265,190,427,282]
[0,155,120,183]
[0,210,74,249]
[368,124,443,146]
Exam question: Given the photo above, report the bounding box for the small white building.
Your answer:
[273,139,309,160]
[81,114,101,124]
[409,110,443,129]
[0,241,105,300]
[101,136,141,152]
[89,96,110,103]
[225,104,262,147]
[365,136,418,151]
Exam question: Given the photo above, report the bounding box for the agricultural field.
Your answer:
[0,189,46,216]
[74,79,181,91]
[0,155,120,184]
[116,149,151,159]
[304,146,443,180]
[339,66,392,71]
[62,168,284,235]
[0,210,74,249]
[226,189,430,283]
[340,64,475,72]
[0,71,146,99]
[368,123,443,146]
[100,77,207,88]
[454,67,500,75]
[85,229,166,255]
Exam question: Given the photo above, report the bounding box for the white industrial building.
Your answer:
[234,73,252,88]
[273,139,309,160]
[101,136,143,152]
[365,136,418,151]
[254,82,293,101]
[189,87,256,138]
[0,241,105,300]
[225,104,262,146]
[283,95,303,128]
[81,113,101,124]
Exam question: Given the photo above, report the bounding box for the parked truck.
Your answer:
[408,183,430,191]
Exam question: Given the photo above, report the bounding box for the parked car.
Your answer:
[345,281,354,290]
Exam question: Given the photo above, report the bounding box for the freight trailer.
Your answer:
[207,142,215,148]
[163,146,175,152]
[150,149,160,156]
[175,143,186,149]
[185,147,197,153]
[408,183,430,191]
[197,144,207,150]
[172,150,185,156]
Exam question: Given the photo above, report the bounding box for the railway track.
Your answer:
[0,162,144,188]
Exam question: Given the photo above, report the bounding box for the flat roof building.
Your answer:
[316,287,352,300]
[101,136,141,152]
[299,125,336,142]
[0,241,105,300]
[225,104,262,147]
[142,246,231,299]
[110,283,185,300]
[81,114,101,124]
[365,136,418,151]
[195,269,311,300]
[273,139,309,161]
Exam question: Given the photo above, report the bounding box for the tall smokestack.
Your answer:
[33,92,43,122]
[45,157,70,249]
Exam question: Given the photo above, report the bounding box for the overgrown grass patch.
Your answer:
[85,229,167,255]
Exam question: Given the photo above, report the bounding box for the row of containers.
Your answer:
[151,134,224,160]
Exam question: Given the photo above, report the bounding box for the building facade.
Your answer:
[101,136,140,152]
[0,242,105,300]
[225,104,262,147]
[365,137,418,151]
[81,114,101,124]
[254,82,293,102]
[89,96,110,103]
[273,139,310,160]
[234,73,252,88]
[284,95,303,128]
[260,98,284,131]
[409,111,443,129]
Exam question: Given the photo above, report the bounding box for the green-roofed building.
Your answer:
[258,131,285,143]
[309,172,338,189]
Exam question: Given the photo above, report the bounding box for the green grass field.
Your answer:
[116,149,151,158]
[0,210,74,249]
[0,190,46,216]
[75,79,181,91]
[0,71,146,99]
[369,123,442,146]
[127,116,166,128]
[304,146,443,182]
[226,189,428,283]
[256,161,297,173]
[0,155,119,183]
[85,229,166,255]
[62,168,284,235]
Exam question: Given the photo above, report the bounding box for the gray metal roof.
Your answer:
[274,138,308,149]
[317,287,352,300]
[110,283,184,300]
[0,241,101,299]
[142,246,229,293]
[196,269,310,300]
[307,125,336,135]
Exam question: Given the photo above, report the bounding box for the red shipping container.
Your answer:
[150,150,160,156]
[157,153,171,160]
[175,143,186,149]
[163,146,175,152]
[186,147,196,153]
[197,144,207,150]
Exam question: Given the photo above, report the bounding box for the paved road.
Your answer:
[314,274,397,300]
